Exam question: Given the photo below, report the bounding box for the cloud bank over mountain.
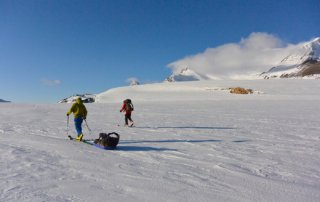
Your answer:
[167,33,305,79]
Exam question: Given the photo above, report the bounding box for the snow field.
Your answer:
[1,80,320,201]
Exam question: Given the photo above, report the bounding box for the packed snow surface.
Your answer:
[1,80,320,202]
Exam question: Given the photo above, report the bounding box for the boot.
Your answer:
[76,133,83,141]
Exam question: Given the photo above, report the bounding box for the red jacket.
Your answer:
[120,103,132,115]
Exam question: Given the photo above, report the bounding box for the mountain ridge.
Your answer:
[260,37,320,78]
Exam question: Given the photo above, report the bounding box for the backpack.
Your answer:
[124,99,134,111]
[94,132,120,149]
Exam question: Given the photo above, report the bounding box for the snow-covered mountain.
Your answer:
[166,38,320,81]
[129,80,140,86]
[58,94,95,103]
[261,37,320,78]
[61,37,320,104]
[165,67,211,82]
[0,99,10,103]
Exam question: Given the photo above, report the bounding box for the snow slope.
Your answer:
[1,80,320,202]
[95,79,316,103]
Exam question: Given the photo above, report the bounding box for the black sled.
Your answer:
[94,132,120,150]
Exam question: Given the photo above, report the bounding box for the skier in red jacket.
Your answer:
[120,99,134,127]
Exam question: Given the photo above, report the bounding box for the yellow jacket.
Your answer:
[67,98,88,119]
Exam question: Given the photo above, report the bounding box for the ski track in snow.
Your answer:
[1,80,320,202]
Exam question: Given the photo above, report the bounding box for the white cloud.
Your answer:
[167,32,302,79]
[41,78,61,86]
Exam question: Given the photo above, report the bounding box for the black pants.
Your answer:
[125,114,133,125]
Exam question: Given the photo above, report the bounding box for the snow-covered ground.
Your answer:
[1,80,320,202]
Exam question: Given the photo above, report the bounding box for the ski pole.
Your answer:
[66,115,70,136]
[84,119,92,135]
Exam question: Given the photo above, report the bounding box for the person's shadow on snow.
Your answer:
[134,126,236,130]
[121,139,223,144]
[116,145,177,152]
[117,139,250,151]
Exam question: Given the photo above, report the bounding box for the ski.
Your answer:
[68,135,116,150]
[68,135,94,141]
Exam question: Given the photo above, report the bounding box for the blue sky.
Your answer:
[0,0,319,103]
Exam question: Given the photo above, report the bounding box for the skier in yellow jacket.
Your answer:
[67,97,87,141]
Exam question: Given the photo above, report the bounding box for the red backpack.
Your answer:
[124,99,134,111]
